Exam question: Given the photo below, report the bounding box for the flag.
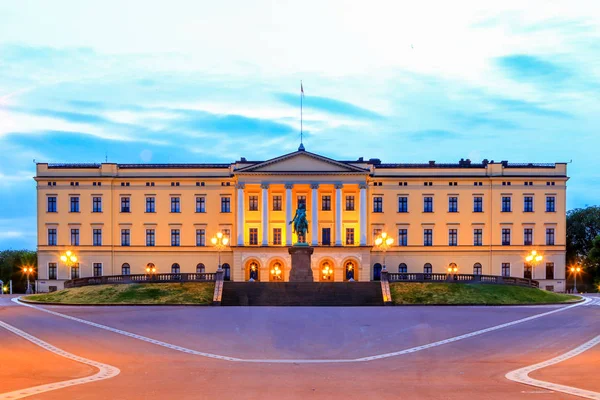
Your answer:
[301,82,304,97]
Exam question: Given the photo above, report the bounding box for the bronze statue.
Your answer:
[289,203,309,244]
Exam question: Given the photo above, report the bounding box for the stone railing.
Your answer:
[64,273,217,288]
[387,273,539,288]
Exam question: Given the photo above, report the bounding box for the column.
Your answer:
[236,183,245,246]
[311,183,319,246]
[261,183,269,246]
[335,183,343,246]
[285,183,293,246]
[359,183,367,246]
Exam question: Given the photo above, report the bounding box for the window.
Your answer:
[70,196,80,212]
[47,196,57,212]
[272,195,282,211]
[346,228,355,245]
[345,196,355,211]
[424,229,433,246]
[524,196,533,212]
[398,263,408,273]
[448,229,458,246]
[398,229,408,246]
[424,197,433,212]
[194,229,205,247]
[322,228,331,246]
[546,228,555,245]
[222,229,231,240]
[273,228,282,245]
[92,196,102,212]
[221,197,231,213]
[146,229,155,246]
[373,263,382,281]
[424,263,433,274]
[398,197,408,213]
[373,228,382,243]
[473,197,483,212]
[48,229,57,246]
[70,229,79,246]
[48,263,57,279]
[249,228,258,245]
[373,197,383,213]
[345,262,355,281]
[546,262,554,279]
[196,263,205,274]
[473,263,482,275]
[502,196,511,212]
[321,195,331,211]
[502,263,510,277]
[502,229,511,246]
[546,196,556,212]
[249,195,259,211]
[171,263,180,274]
[524,264,532,279]
[473,229,482,246]
[93,263,102,277]
[146,197,155,213]
[121,229,130,246]
[448,197,458,212]
[171,197,181,213]
[71,264,80,279]
[121,197,130,213]
[171,229,180,246]
[122,263,131,275]
[222,263,231,281]
[93,229,102,246]
[297,195,306,208]
[524,228,533,246]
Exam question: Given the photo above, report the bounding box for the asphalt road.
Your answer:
[0,294,598,400]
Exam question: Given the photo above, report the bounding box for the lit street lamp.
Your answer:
[570,266,581,294]
[145,263,157,274]
[211,232,229,271]
[60,250,78,267]
[374,232,394,271]
[23,266,35,294]
[525,250,543,280]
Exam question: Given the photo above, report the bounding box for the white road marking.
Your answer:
[12,297,592,364]
[0,320,120,400]
[506,334,600,400]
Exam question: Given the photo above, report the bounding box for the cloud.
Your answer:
[496,55,570,84]
[449,112,518,130]
[174,110,296,136]
[489,97,572,118]
[276,93,383,120]
[409,129,462,141]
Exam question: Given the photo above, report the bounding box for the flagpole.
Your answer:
[300,80,303,146]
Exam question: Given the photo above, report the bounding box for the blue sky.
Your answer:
[0,0,599,249]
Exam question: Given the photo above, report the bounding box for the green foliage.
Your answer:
[567,206,600,290]
[0,250,37,293]
[24,283,215,305]
[390,283,579,305]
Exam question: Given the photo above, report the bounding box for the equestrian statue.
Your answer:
[289,203,309,244]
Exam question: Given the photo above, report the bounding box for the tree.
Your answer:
[0,250,37,293]
[566,206,600,291]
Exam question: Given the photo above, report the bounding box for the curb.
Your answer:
[18,297,211,307]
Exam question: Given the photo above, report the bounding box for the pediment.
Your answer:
[235,151,369,174]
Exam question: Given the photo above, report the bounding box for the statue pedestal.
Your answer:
[288,246,314,282]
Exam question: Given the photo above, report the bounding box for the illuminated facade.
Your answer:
[35,149,568,292]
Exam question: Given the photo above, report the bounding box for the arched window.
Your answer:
[248,261,259,281]
[121,263,131,275]
[222,263,231,281]
[473,263,482,275]
[373,263,382,281]
[398,263,408,273]
[171,263,180,274]
[345,261,355,281]
[423,263,432,280]
[320,261,334,281]
[270,262,283,281]
[196,263,205,274]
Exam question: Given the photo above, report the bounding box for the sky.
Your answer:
[0,0,599,249]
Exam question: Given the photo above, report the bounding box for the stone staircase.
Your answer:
[221,282,384,306]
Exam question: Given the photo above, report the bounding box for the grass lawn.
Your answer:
[390,283,580,305]
[24,283,215,305]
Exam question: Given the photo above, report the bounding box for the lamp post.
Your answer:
[23,266,35,294]
[321,262,333,281]
[447,263,459,280]
[570,266,581,294]
[374,232,394,271]
[145,264,157,274]
[270,263,283,281]
[525,250,543,280]
[211,232,229,271]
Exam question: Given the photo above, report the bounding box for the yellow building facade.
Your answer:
[35,149,568,292]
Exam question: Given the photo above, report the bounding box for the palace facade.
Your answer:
[35,148,568,292]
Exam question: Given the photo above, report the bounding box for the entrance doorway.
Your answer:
[345,261,356,281]
[247,260,260,281]
[373,263,382,281]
